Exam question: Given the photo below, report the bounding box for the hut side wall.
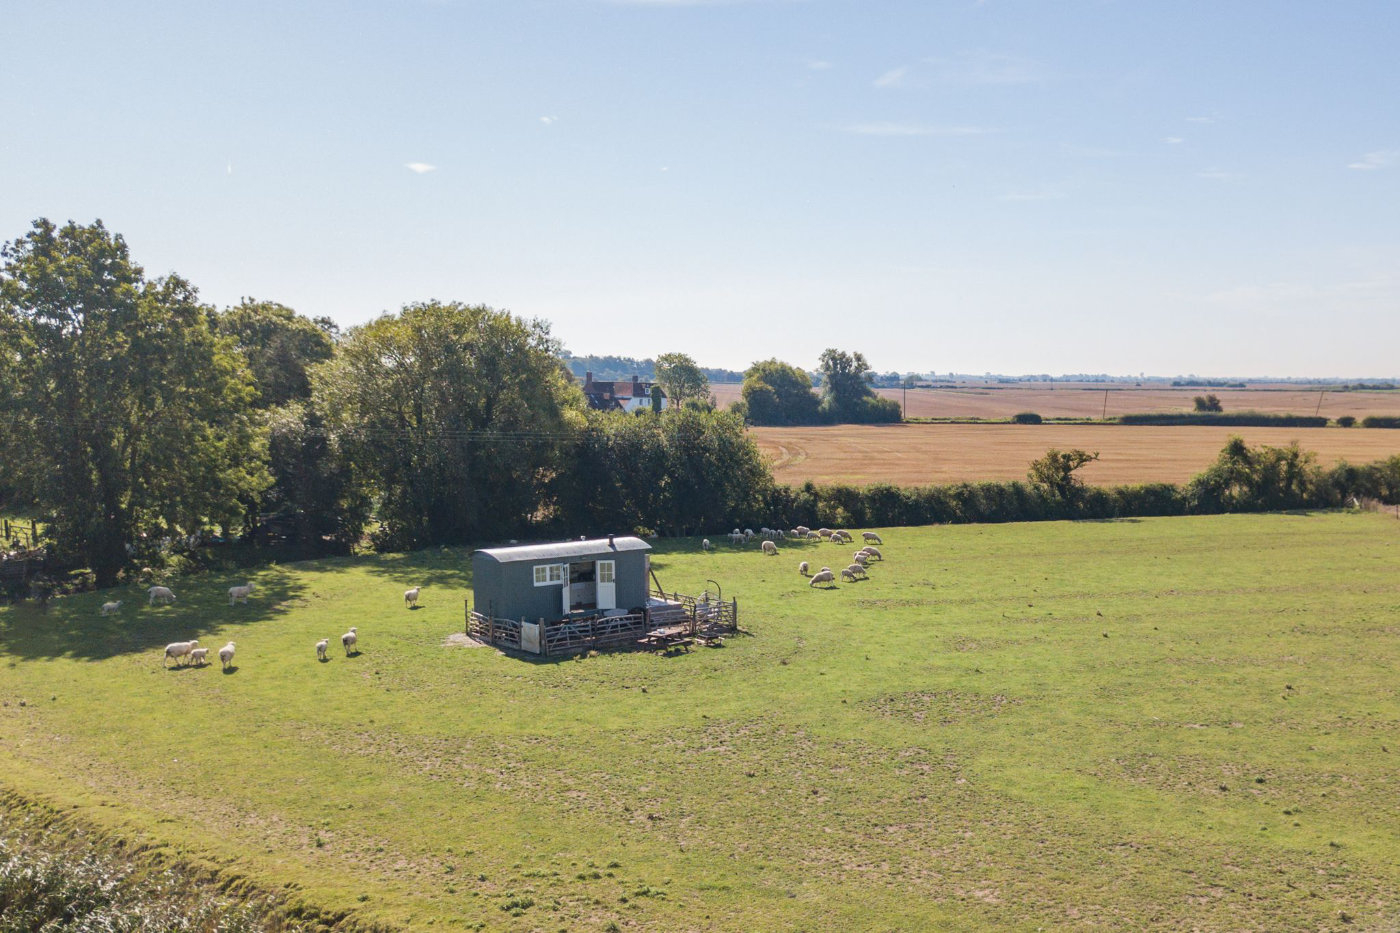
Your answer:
[472,547,653,622]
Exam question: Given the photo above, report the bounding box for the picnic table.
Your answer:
[640,628,693,653]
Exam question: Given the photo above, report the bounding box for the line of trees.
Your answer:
[733,350,902,426]
[0,219,771,584]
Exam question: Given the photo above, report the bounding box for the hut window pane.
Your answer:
[534,564,562,586]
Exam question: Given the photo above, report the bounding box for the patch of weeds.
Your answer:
[499,893,535,912]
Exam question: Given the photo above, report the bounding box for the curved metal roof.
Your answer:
[474,536,651,564]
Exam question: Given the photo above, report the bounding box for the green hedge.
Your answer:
[1360,416,1400,428]
[1116,412,1328,427]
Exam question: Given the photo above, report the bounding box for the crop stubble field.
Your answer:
[753,423,1400,487]
[1,512,1399,931]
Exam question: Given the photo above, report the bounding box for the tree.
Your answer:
[818,349,902,423]
[0,219,267,585]
[260,401,370,552]
[1027,448,1100,503]
[654,352,710,408]
[738,359,820,426]
[215,299,336,409]
[313,301,584,549]
[1193,394,1223,413]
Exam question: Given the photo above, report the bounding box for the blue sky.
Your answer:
[4,1,1398,377]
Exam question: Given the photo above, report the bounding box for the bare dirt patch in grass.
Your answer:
[863,691,1023,725]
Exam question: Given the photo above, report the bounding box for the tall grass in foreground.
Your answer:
[0,806,281,933]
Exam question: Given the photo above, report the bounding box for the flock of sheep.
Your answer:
[97,582,422,670]
[701,526,887,589]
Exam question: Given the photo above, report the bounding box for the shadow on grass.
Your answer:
[355,546,474,592]
[221,665,239,675]
[0,566,309,663]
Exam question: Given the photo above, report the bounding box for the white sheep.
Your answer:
[798,560,809,576]
[729,532,745,546]
[809,569,836,588]
[316,638,329,661]
[228,582,255,606]
[100,600,122,616]
[794,525,811,536]
[806,530,822,540]
[743,528,755,540]
[816,528,834,538]
[845,563,869,580]
[840,567,858,583]
[862,545,883,561]
[831,530,852,544]
[852,552,869,566]
[188,647,210,666]
[761,540,778,555]
[404,586,421,608]
[219,641,236,670]
[862,531,883,545]
[701,538,711,551]
[342,627,358,655]
[147,586,176,606]
[164,639,198,667]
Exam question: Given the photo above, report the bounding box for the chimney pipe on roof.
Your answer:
[584,371,593,390]
[632,374,642,397]
[608,534,615,548]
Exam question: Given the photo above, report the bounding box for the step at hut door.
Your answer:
[596,560,616,610]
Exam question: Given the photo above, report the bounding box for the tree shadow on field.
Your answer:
[1076,518,1144,524]
[0,567,308,663]
[354,546,474,607]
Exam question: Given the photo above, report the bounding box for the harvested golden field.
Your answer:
[709,382,1400,421]
[753,423,1400,487]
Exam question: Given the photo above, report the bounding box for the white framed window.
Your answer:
[533,563,563,586]
[597,560,615,584]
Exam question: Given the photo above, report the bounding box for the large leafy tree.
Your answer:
[737,359,820,426]
[215,298,336,408]
[818,348,902,423]
[654,352,710,408]
[314,301,584,548]
[0,219,267,585]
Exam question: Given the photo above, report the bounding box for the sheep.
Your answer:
[188,647,210,666]
[845,563,869,580]
[852,552,869,566]
[404,586,421,608]
[316,638,329,661]
[808,569,836,588]
[806,530,822,540]
[816,528,834,538]
[164,639,198,667]
[219,641,236,670]
[342,627,358,655]
[100,600,122,616]
[840,567,858,583]
[743,528,755,540]
[794,525,811,536]
[701,538,711,551]
[761,540,778,556]
[147,586,176,606]
[862,531,883,545]
[729,532,745,546]
[862,545,883,561]
[798,560,810,576]
[830,530,852,544]
[228,582,255,606]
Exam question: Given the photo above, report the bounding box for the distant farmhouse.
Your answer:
[580,371,668,413]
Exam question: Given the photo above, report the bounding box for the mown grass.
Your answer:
[1,513,1398,930]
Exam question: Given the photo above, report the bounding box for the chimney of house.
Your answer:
[584,371,593,391]
[632,374,642,397]
[608,534,615,549]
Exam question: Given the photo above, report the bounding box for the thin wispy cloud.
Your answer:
[873,66,911,89]
[840,122,998,137]
[923,50,1043,85]
[806,59,832,71]
[1186,116,1216,124]
[1164,136,1184,144]
[1347,150,1398,171]
[405,162,437,174]
[539,115,558,125]
[1197,167,1242,181]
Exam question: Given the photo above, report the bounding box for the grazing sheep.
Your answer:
[404,586,421,608]
[147,586,176,606]
[809,569,836,588]
[806,530,822,540]
[729,532,745,546]
[816,528,834,539]
[840,567,858,583]
[316,638,329,661]
[798,560,810,576]
[743,528,755,540]
[701,538,711,551]
[830,530,852,544]
[188,647,210,666]
[862,545,883,561]
[845,563,869,580]
[761,540,778,556]
[862,532,883,545]
[794,525,811,536]
[219,641,236,670]
[852,552,869,566]
[342,627,358,655]
[163,640,198,667]
[100,600,122,616]
[228,582,255,606]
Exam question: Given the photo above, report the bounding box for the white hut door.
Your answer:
[596,560,616,610]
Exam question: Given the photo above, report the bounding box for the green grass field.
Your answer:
[2,513,1398,931]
